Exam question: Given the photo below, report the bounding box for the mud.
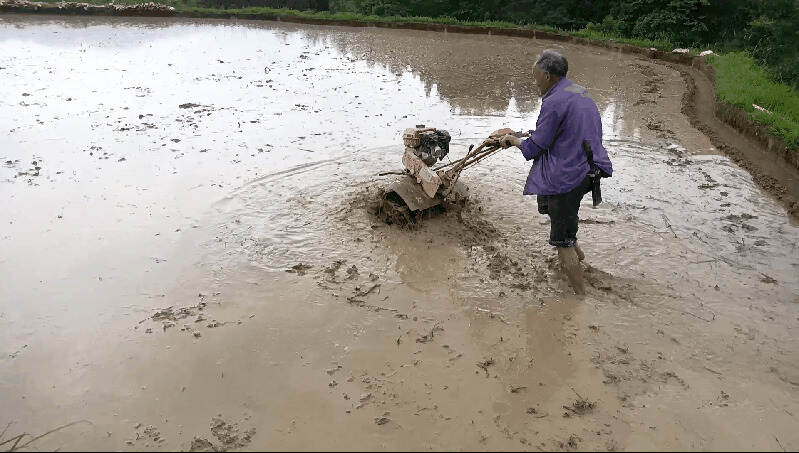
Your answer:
[370,187,435,227]
[1,14,798,452]
[678,63,799,217]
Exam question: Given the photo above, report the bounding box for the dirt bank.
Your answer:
[678,63,799,216]
[1,15,798,451]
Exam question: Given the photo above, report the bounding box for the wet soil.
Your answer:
[677,64,799,216]
[1,14,798,452]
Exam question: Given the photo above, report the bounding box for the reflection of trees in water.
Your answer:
[3,15,184,30]
[0,15,227,49]
[298,27,545,115]
[301,28,635,139]
[7,16,620,120]
[2,16,310,54]
[7,16,541,116]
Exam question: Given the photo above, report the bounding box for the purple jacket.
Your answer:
[520,78,613,195]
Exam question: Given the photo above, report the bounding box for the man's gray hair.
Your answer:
[535,49,568,77]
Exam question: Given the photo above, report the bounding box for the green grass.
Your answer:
[571,28,674,52]
[175,5,560,32]
[710,52,799,150]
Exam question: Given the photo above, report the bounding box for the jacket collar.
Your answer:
[543,77,570,101]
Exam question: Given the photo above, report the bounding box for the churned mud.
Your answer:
[1,14,798,451]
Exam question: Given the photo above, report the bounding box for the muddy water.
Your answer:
[1,14,798,451]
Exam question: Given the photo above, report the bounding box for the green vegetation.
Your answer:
[181,6,535,29]
[711,52,799,150]
[571,27,673,51]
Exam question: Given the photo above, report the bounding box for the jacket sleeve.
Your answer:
[520,136,543,161]
[521,101,560,161]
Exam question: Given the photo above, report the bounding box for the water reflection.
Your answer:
[1,14,637,135]
[296,25,643,138]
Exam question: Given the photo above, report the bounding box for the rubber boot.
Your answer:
[574,244,585,262]
[558,247,585,295]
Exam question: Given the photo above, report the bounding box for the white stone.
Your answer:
[752,104,773,115]
[672,48,690,54]
[699,50,715,57]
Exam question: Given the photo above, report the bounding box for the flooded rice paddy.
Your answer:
[1,14,798,451]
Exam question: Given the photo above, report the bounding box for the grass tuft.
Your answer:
[710,52,799,150]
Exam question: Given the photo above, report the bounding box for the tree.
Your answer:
[746,0,799,87]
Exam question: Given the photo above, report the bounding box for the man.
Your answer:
[495,49,613,295]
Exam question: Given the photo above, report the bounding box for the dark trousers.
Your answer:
[537,176,591,247]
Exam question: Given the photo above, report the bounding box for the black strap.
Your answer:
[582,140,610,178]
[582,140,597,172]
[582,140,604,206]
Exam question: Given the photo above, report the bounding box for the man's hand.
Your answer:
[490,128,514,138]
[499,134,522,149]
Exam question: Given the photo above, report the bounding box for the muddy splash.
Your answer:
[1,14,798,451]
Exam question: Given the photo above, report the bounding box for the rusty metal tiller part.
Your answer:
[378,126,528,221]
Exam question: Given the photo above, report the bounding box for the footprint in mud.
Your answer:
[562,398,595,417]
[126,423,165,448]
[285,263,312,276]
[141,293,241,335]
[188,416,256,452]
[323,259,347,280]
[12,157,44,184]
[558,434,582,450]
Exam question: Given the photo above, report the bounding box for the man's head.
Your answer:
[533,49,568,95]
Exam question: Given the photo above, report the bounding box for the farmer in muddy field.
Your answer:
[495,49,613,295]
